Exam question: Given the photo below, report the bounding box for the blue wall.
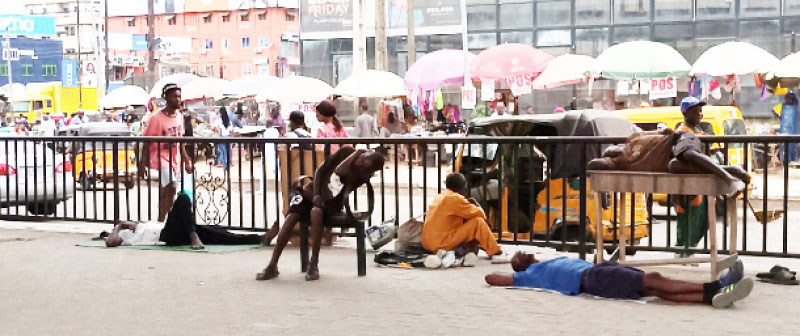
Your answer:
[0,37,63,86]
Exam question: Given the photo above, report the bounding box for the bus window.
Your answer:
[46,100,53,108]
[33,100,44,110]
[724,119,746,148]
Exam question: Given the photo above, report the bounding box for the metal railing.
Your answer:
[0,135,797,260]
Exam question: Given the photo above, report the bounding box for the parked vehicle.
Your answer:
[0,138,75,215]
[454,110,649,251]
[66,122,138,190]
[10,82,101,123]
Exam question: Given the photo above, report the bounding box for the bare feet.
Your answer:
[256,265,279,280]
[305,264,320,281]
[189,232,205,250]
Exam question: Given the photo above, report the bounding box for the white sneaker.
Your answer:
[462,252,478,267]
[441,251,457,268]
[436,249,447,259]
[424,254,442,269]
[491,251,512,264]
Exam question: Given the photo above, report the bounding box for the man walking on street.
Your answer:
[139,83,193,221]
[70,110,88,126]
[354,104,378,138]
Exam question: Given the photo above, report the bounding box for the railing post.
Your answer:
[578,142,587,260]
[112,140,120,224]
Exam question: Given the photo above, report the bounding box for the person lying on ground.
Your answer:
[257,147,385,281]
[106,193,279,249]
[485,252,753,309]
[587,125,750,193]
[421,172,508,263]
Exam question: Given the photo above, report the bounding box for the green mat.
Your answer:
[77,240,263,254]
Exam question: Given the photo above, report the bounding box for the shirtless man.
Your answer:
[257,147,385,281]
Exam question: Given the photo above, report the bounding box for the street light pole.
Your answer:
[104,0,109,93]
[4,34,12,111]
[77,0,83,111]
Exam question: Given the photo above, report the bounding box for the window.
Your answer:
[500,31,533,44]
[788,0,800,15]
[695,21,735,38]
[203,14,212,23]
[500,3,533,29]
[242,64,252,76]
[241,37,250,48]
[259,37,270,47]
[258,12,267,20]
[205,65,214,76]
[615,0,650,23]
[467,33,497,51]
[222,38,229,49]
[740,0,779,17]
[654,24,693,41]
[0,64,7,76]
[67,26,76,36]
[22,64,33,76]
[537,29,571,47]
[575,28,609,56]
[127,17,136,26]
[280,40,298,57]
[466,5,496,31]
[697,0,734,19]
[167,16,176,25]
[286,12,296,21]
[536,1,570,27]
[429,34,462,50]
[613,25,650,43]
[222,14,230,22]
[240,13,249,21]
[204,39,213,49]
[575,0,610,25]
[42,64,57,76]
[654,0,692,21]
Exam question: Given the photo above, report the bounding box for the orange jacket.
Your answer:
[422,190,486,252]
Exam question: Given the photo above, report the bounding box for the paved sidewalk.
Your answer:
[1,222,800,336]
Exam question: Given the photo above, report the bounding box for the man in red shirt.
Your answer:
[139,83,193,222]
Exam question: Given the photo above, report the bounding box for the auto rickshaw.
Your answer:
[68,122,138,190]
[454,110,649,251]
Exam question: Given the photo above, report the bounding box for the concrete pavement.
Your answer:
[2,221,800,336]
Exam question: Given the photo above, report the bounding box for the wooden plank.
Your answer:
[588,170,736,196]
[620,257,714,267]
[618,194,626,262]
[595,192,604,263]
[708,196,718,280]
[728,197,738,255]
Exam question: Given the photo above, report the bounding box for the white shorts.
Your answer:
[159,168,180,187]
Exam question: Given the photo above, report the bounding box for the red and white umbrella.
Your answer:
[469,43,554,80]
[532,54,596,90]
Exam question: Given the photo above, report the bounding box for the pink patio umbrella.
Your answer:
[469,43,554,81]
[404,49,476,90]
[532,54,597,90]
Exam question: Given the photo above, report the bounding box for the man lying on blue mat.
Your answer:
[485,252,753,309]
[105,193,278,249]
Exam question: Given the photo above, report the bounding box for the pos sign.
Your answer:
[649,77,677,100]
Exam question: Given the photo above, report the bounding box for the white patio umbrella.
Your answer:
[334,70,406,98]
[180,77,229,101]
[100,85,149,109]
[0,83,25,99]
[691,41,779,76]
[150,72,199,97]
[218,75,279,99]
[764,51,800,88]
[255,76,333,103]
[532,54,597,89]
[588,41,691,80]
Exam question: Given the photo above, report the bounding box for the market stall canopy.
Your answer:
[405,49,476,90]
[255,76,333,103]
[469,43,554,80]
[764,51,800,88]
[218,75,279,99]
[180,77,230,101]
[334,70,406,98]
[0,83,25,99]
[691,41,779,76]
[100,85,149,109]
[532,54,596,90]
[588,41,690,80]
[150,72,199,98]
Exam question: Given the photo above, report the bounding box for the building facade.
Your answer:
[0,37,63,86]
[106,7,300,82]
[23,0,105,89]
[302,0,800,118]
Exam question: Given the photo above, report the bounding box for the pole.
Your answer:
[407,0,415,67]
[77,0,83,111]
[104,0,109,93]
[5,34,12,113]
[375,0,387,71]
[147,0,156,75]
[353,0,362,73]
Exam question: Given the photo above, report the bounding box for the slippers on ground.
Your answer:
[91,231,110,241]
[756,265,797,279]
[757,268,799,285]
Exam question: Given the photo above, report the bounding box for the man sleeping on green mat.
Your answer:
[105,193,279,249]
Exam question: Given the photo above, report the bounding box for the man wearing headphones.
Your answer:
[139,83,193,221]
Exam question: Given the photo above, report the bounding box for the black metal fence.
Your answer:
[0,135,798,260]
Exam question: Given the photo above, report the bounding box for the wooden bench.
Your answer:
[589,170,739,280]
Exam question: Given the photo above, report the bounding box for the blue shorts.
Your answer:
[580,262,644,300]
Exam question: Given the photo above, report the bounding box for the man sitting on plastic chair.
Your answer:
[257,147,385,281]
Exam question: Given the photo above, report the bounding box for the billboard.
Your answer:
[301,0,352,34]
[300,0,461,36]
[387,0,460,29]
[0,14,56,37]
[62,60,78,88]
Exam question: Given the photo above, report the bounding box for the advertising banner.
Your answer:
[387,0,460,29]
[0,15,56,37]
[461,85,476,109]
[300,0,352,33]
[649,77,677,100]
[62,60,78,88]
